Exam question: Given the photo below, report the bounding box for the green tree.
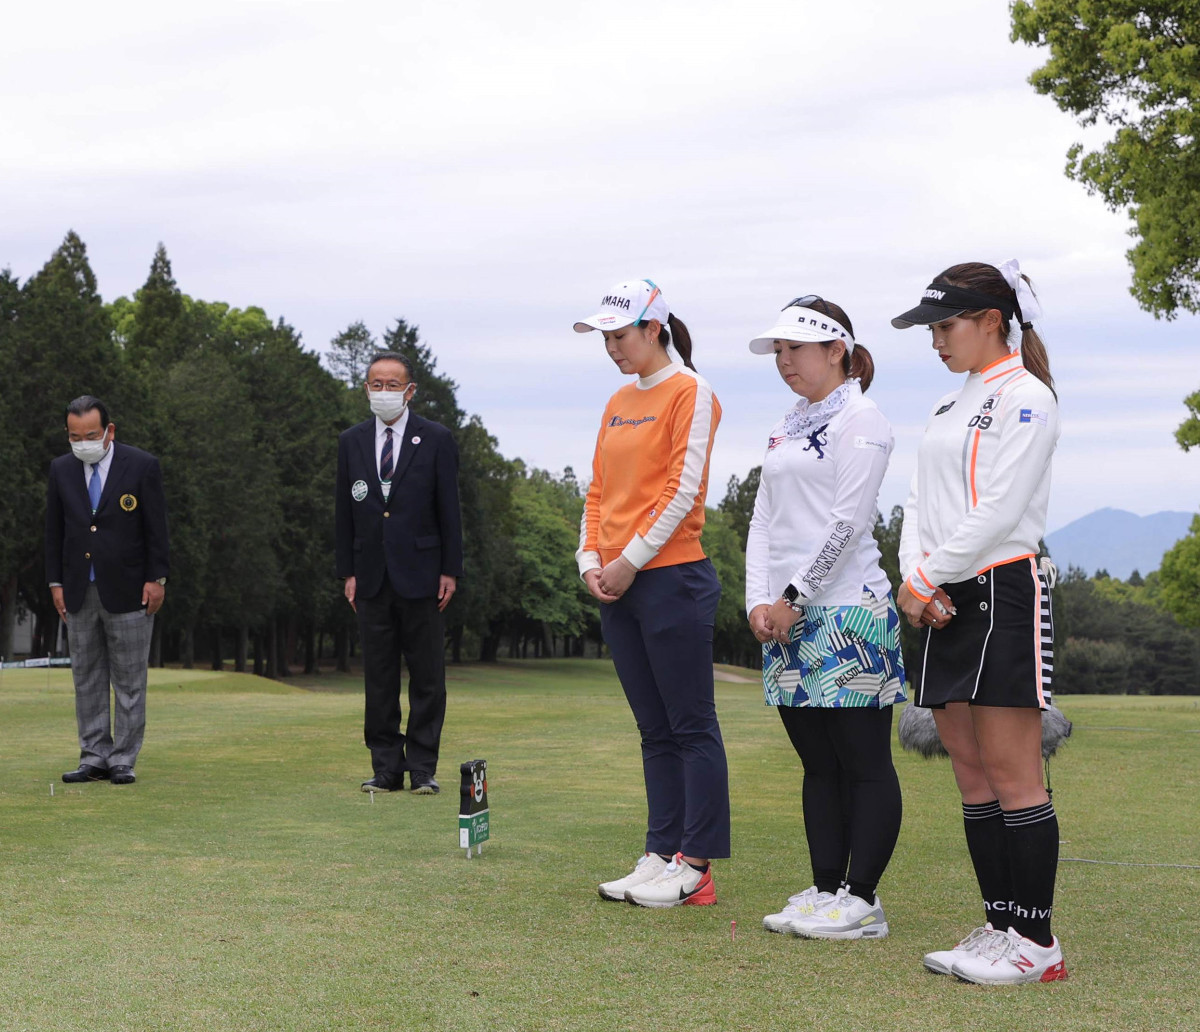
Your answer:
[508,475,588,652]
[326,320,376,388]
[12,232,125,653]
[718,466,761,551]
[1011,2,1200,316]
[156,351,279,668]
[1177,389,1200,450]
[450,416,519,662]
[1159,514,1200,627]
[241,318,346,674]
[703,507,754,667]
[873,505,923,677]
[127,243,189,371]
[0,269,29,658]
[383,319,465,430]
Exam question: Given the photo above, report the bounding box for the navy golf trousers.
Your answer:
[600,558,731,859]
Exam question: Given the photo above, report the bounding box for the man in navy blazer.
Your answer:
[335,351,463,794]
[45,396,170,786]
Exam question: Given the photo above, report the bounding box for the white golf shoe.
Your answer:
[598,852,669,902]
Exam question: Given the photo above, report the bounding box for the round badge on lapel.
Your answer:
[351,479,368,502]
[411,436,421,445]
[120,493,138,512]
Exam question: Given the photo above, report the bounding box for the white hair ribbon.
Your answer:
[995,258,1043,325]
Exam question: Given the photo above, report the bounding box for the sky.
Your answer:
[2,0,1197,532]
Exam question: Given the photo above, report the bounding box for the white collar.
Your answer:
[92,441,116,474]
[375,409,411,438]
[637,361,683,390]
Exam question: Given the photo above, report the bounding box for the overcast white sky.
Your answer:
[3,0,1197,531]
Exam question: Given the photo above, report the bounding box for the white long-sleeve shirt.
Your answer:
[899,350,1060,600]
[745,384,894,613]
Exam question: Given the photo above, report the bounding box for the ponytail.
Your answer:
[643,314,696,371]
[935,263,1055,397]
[1020,324,1055,396]
[846,343,875,392]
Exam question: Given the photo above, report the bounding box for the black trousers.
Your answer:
[777,705,902,897]
[356,574,446,778]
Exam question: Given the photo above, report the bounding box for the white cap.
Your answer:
[749,301,855,354]
[574,279,670,333]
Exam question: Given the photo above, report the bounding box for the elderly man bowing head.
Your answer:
[45,395,170,786]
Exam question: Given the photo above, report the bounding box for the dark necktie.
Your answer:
[88,463,102,582]
[380,427,393,481]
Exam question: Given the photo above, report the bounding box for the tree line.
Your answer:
[2,231,1196,693]
[0,232,758,673]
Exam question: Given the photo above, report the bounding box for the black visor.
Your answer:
[891,283,1016,329]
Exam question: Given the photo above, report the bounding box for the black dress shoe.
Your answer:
[409,773,440,795]
[62,764,109,783]
[109,765,136,785]
[361,774,402,793]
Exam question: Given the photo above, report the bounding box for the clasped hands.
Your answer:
[584,556,637,603]
[748,600,803,644]
[897,582,956,630]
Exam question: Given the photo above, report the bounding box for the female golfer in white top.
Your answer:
[892,259,1066,985]
[745,296,906,940]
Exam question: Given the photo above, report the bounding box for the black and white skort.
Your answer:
[915,557,1053,710]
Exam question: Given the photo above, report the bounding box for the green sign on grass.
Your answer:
[459,758,489,858]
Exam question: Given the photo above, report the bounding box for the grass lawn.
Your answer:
[0,660,1196,1031]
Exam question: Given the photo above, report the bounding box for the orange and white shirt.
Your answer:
[577,362,721,574]
[899,350,1060,599]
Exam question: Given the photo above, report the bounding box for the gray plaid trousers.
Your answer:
[67,584,153,768]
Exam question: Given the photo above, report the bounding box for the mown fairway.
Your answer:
[0,661,1196,1032]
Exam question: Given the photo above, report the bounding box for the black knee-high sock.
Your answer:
[1003,801,1059,947]
[962,800,1011,928]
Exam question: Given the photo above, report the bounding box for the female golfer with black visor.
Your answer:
[892,260,1065,985]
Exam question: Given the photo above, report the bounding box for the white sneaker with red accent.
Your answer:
[951,927,1068,985]
[598,852,669,902]
[762,886,835,933]
[623,854,716,908]
[922,923,1000,975]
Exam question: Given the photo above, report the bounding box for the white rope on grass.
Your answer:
[1075,725,1200,733]
[1060,858,1200,870]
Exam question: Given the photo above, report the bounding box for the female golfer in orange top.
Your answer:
[573,278,729,908]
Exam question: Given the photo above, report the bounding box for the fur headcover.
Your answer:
[898,703,1072,760]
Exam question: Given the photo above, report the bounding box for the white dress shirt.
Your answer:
[374,409,411,501]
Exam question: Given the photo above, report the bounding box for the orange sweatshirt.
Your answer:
[576,363,721,574]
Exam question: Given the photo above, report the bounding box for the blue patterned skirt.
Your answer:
[762,590,907,708]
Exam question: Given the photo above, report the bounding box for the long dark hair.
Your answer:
[637,314,696,371]
[933,262,1054,395]
[797,298,874,392]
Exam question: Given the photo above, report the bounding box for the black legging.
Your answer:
[777,705,902,900]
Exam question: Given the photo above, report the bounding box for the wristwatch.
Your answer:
[781,583,803,613]
[156,577,167,586]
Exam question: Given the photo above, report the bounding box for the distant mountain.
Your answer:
[1045,508,1195,580]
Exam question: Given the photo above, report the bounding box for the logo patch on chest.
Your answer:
[351,479,368,502]
[803,424,830,459]
[119,493,138,512]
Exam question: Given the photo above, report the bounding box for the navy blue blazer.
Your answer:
[335,413,463,600]
[45,442,171,614]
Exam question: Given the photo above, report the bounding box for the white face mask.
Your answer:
[368,390,410,422]
[71,438,109,465]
